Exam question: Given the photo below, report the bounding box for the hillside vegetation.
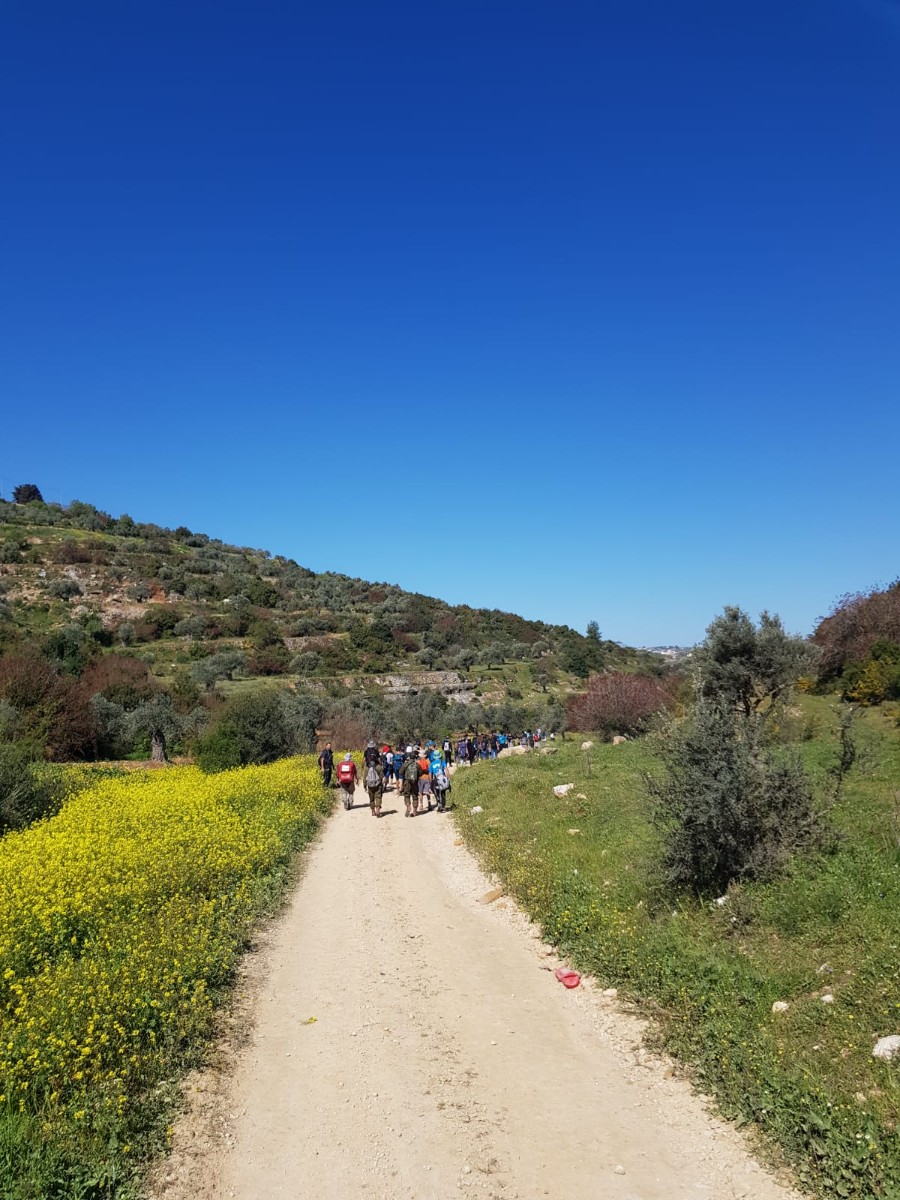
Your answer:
[0,495,655,685]
[812,580,900,706]
[0,493,673,776]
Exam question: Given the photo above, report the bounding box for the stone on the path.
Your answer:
[872,1035,900,1061]
[602,988,618,999]
[771,1001,790,1014]
[552,784,574,797]
[479,887,504,905]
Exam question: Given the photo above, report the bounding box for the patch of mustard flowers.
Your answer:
[0,758,326,1129]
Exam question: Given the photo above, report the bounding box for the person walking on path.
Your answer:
[336,753,358,810]
[381,744,394,787]
[430,750,451,812]
[362,740,384,817]
[318,742,334,787]
[416,750,433,813]
[401,749,420,817]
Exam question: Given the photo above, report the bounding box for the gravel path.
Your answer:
[152,788,800,1200]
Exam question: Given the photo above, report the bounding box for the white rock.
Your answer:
[821,993,835,1004]
[612,735,628,745]
[714,895,728,907]
[470,806,483,815]
[872,1035,900,1061]
[581,741,594,750]
[614,1164,626,1174]
[552,784,575,797]
[602,988,618,999]
[771,1001,790,1014]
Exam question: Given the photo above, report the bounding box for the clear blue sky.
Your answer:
[2,0,898,646]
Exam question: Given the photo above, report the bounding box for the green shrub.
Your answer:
[47,578,82,601]
[190,649,246,689]
[195,724,242,772]
[646,701,836,894]
[0,742,65,834]
[197,691,291,772]
[842,640,900,705]
[290,650,321,676]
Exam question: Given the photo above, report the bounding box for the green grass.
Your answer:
[452,701,900,1199]
[214,674,301,697]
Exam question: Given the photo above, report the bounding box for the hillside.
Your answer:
[0,495,662,709]
[812,579,900,704]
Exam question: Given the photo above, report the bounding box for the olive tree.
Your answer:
[190,649,247,689]
[127,694,182,763]
[693,606,816,718]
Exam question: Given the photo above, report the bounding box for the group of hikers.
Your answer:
[316,729,550,819]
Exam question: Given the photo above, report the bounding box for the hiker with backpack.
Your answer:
[336,753,358,810]
[363,740,384,817]
[416,750,433,813]
[401,748,420,817]
[430,750,451,812]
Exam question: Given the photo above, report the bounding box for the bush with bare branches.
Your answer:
[567,671,674,738]
[813,580,900,682]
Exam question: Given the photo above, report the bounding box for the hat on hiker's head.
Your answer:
[367,740,376,749]
[344,753,352,762]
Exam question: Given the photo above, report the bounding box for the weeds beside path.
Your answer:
[452,703,900,1199]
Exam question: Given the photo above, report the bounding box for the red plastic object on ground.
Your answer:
[554,967,581,989]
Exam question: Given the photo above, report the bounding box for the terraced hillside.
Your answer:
[0,496,661,707]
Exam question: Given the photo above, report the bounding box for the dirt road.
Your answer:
[155,789,799,1200]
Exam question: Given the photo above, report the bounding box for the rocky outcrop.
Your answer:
[351,671,476,704]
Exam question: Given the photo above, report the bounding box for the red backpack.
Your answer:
[337,761,355,783]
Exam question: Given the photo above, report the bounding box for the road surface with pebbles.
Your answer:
[152,786,800,1200]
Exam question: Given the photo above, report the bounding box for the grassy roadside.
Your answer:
[0,758,331,1200]
[451,700,900,1199]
